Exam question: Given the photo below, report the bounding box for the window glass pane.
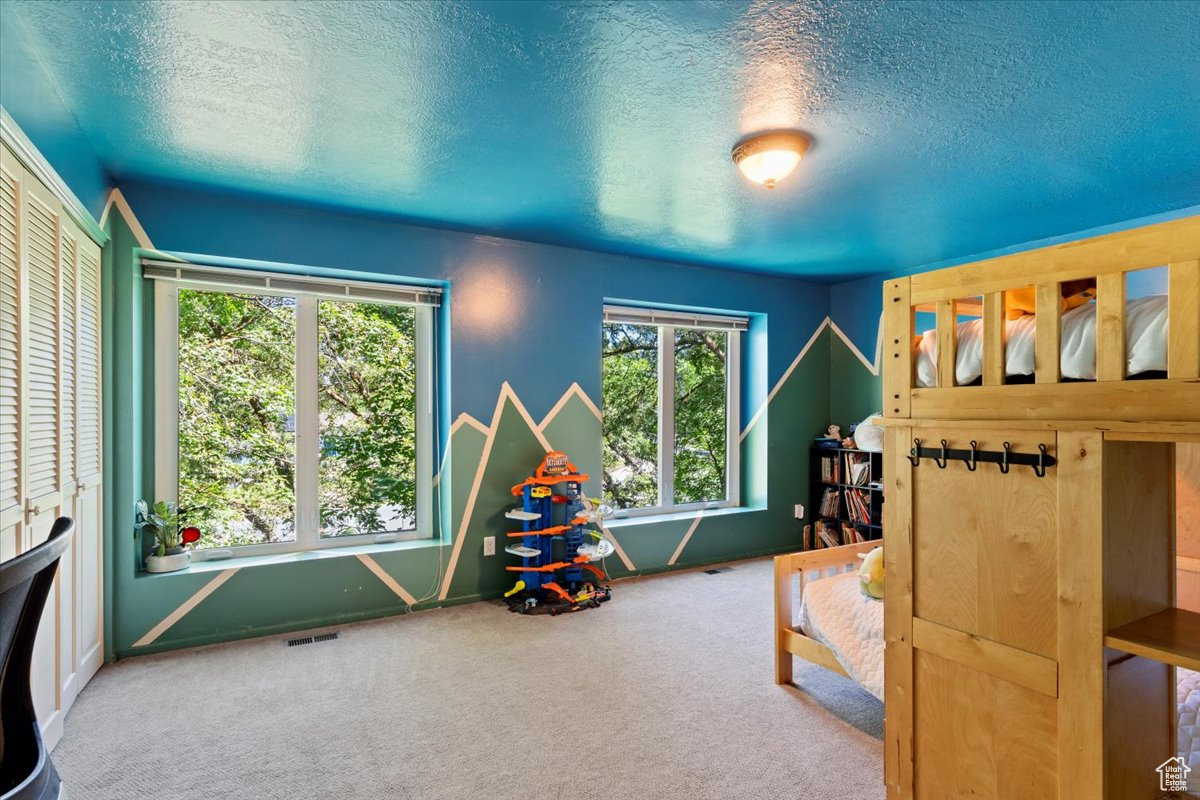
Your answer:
[674,328,727,504]
[178,289,296,547]
[319,300,417,537]
[602,323,659,509]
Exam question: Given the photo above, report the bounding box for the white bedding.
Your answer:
[915,294,1168,387]
[797,571,884,700]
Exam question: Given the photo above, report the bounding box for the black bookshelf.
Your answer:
[808,445,883,550]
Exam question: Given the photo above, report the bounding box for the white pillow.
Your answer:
[853,414,884,452]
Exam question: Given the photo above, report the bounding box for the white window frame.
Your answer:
[602,306,743,518]
[152,265,436,560]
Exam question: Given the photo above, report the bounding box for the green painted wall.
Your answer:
[828,333,881,436]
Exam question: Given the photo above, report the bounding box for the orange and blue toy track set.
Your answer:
[503,451,614,615]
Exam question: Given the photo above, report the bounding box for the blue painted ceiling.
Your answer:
[2,0,1198,280]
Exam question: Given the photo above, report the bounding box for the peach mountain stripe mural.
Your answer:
[132,568,240,647]
[126,327,835,648]
[738,315,879,443]
[438,382,548,600]
[126,323,849,647]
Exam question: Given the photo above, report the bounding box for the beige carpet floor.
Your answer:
[53,557,884,800]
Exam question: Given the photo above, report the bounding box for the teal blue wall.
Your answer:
[104,181,833,658]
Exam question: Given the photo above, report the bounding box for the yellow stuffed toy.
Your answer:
[1004,279,1096,320]
[858,546,884,600]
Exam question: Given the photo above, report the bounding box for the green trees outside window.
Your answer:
[318,300,417,537]
[602,320,731,512]
[601,323,659,508]
[178,290,296,547]
[673,328,727,504]
[176,289,420,549]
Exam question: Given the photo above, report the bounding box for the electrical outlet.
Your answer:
[794,504,805,519]
[483,536,496,556]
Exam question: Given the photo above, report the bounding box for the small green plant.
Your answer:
[135,500,198,557]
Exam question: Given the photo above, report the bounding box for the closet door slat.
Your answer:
[78,242,101,481]
[24,195,60,501]
[0,168,19,516]
[60,231,77,491]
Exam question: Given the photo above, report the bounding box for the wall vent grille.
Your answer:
[286,632,340,648]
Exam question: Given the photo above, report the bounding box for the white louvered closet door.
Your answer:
[0,142,104,751]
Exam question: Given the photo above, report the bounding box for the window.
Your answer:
[151,261,437,557]
[601,306,743,516]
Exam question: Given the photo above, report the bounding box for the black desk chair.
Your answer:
[0,518,73,800]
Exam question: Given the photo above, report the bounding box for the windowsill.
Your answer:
[136,536,445,578]
[606,505,762,529]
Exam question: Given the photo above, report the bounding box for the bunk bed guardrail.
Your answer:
[883,215,1200,423]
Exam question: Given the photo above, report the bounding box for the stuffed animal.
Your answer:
[1004,279,1096,320]
[858,546,884,599]
[826,424,842,440]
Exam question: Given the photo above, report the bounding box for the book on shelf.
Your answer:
[819,487,840,518]
[845,451,871,485]
[820,455,841,484]
[845,487,871,525]
[841,522,867,545]
[815,521,840,549]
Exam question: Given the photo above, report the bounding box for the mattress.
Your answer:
[915,294,1168,387]
[797,571,884,700]
[1180,667,1200,792]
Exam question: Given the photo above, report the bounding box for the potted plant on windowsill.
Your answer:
[136,500,201,573]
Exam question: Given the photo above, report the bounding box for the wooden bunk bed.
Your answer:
[876,214,1200,799]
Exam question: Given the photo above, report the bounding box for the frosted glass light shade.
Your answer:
[732,132,812,189]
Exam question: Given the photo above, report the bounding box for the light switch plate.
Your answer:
[794,504,805,519]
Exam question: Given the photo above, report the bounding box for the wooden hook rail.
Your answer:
[907,438,1056,477]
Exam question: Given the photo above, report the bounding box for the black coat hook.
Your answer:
[909,439,1055,476]
[1032,443,1049,478]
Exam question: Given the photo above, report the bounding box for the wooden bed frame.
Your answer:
[773,540,877,686]
[875,214,1200,799]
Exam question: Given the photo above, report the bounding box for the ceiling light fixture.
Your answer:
[731,131,812,189]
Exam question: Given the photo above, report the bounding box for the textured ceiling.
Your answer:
[3,0,1198,279]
